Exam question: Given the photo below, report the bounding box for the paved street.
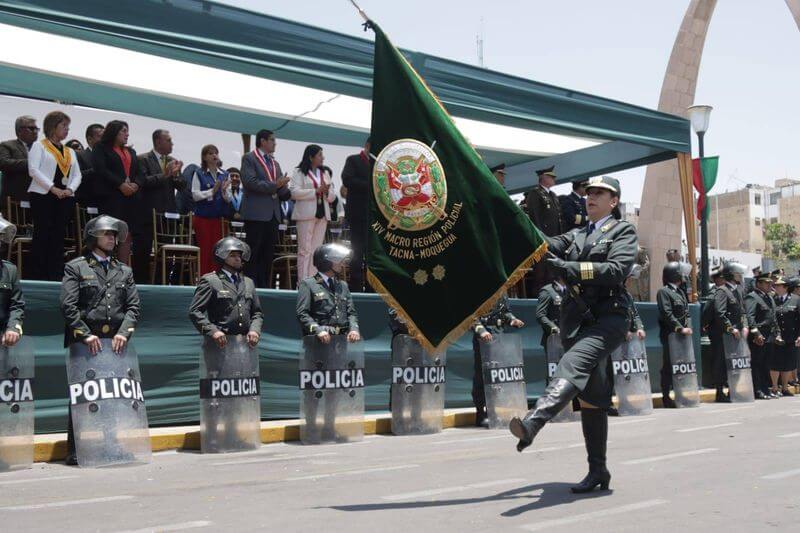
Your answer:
[3,398,800,532]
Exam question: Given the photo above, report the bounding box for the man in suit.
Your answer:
[74,124,104,209]
[0,115,38,208]
[341,137,371,292]
[524,165,564,295]
[135,130,185,284]
[240,129,291,288]
[559,180,588,231]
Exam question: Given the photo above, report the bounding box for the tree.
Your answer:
[765,223,797,259]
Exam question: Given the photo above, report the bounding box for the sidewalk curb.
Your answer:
[33,388,724,463]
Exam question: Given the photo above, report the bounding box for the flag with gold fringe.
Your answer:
[366,21,548,353]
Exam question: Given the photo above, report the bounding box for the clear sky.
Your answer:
[220,0,800,202]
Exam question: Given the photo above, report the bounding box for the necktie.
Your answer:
[327,278,336,293]
[232,273,240,286]
[587,223,595,235]
[160,154,167,172]
[99,260,109,273]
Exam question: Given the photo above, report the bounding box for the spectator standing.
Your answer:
[92,120,144,266]
[0,115,38,207]
[226,167,243,220]
[341,138,371,292]
[75,124,104,209]
[192,144,231,275]
[559,179,589,231]
[137,129,185,283]
[27,111,81,280]
[240,129,291,288]
[290,145,336,280]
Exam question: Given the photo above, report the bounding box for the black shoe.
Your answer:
[570,408,611,494]
[64,454,78,466]
[509,378,579,453]
[662,396,677,409]
[475,410,488,428]
[479,417,490,428]
[715,388,731,403]
[782,389,794,397]
[606,407,619,417]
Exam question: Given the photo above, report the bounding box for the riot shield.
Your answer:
[611,337,654,416]
[545,335,580,422]
[668,333,700,408]
[299,335,365,444]
[480,332,527,430]
[67,340,151,467]
[390,335,445,435]
[0,337,35,472]
[199,335,261,453]
[723,335,755,403]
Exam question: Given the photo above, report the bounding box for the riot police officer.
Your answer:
[188,236,263,347]
[510,175,637,494]
[0,217,24,348]
[709,262,749,403]
[296,243,361,343]
[60,215,140,465]
[745,271,776,399]
[472,292,524,427]
[769,277,797,396]
[657,262,691,409]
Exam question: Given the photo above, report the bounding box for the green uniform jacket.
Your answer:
[60,254,140,347]
[472,294,517,336]
[526,184,564,237]
[774,293,800,343]
[188,270,263,337]
[0,260,24,334]
[296,274,359,335]
[745,289,776,341]
[711,283,748,336]
[545,219,638,339]
[657,283,688,340]
[536,282,563,347]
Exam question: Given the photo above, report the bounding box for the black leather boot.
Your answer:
[509,378,579,452]
[571,408,611,493]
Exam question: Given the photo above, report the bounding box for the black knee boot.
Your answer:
[571,408,610,493]
[509,378,579,452]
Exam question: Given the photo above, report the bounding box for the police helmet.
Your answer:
[313,243,351,273]
[721,261,747,282]
[213,236,251,263]
[662,261,682,285]
[787,276,800,292]
[84,215,128,248]
[0,216,17,244]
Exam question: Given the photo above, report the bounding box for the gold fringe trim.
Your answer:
[368,240,548,355]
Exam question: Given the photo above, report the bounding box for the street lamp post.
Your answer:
[687,104,713,298]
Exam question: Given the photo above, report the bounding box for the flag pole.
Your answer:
[348,0,370,22]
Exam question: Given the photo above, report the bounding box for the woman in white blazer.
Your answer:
[289,144,336,280]
[27,110,82,280]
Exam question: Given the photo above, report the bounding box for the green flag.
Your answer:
[367,23,547,353]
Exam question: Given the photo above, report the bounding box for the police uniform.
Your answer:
[510,175,636,494]
[297,273,359,336]
[745,275,775,398]
[526,186,564,237]
[559,188,588,232]
[709,275,748,397]
[472,293,519,423]
[624,288,644,334]
[0,259,24,336]
[657,279,688,404]
[770,280,798,388]
[536,282,564,348]
[60,254,140,347]
[60,251,140,462]
[188,270,263,337]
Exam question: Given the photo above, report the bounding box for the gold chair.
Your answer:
[221,218,247,240]
[5,198,33,278]
[270,254,297,290]
[151,210,201,285]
